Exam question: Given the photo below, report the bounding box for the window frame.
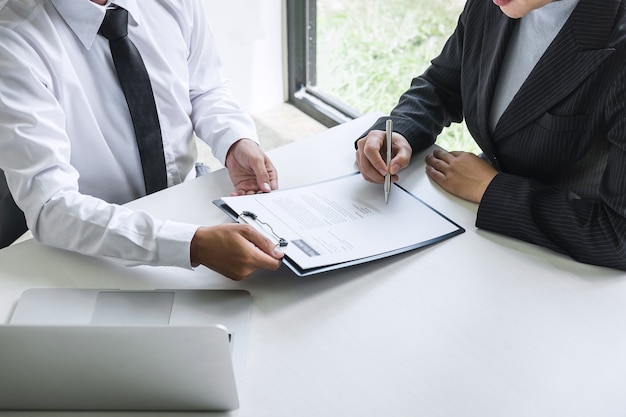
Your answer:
[286,0,361,127]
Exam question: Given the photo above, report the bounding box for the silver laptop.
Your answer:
[0,288,251,411]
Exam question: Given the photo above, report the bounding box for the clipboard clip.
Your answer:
[239,210,288,247]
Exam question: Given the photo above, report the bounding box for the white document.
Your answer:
[217,173,463,275]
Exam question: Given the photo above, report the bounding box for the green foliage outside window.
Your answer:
[317,0,479,153]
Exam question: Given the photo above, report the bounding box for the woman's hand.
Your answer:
[355,130,412,184]
[425,149,498,203]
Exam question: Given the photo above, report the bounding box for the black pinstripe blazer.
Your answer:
[367,0,626,269]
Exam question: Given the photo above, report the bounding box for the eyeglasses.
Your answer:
[238,211,288,247]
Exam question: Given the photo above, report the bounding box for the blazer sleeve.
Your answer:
[477,65,626,270]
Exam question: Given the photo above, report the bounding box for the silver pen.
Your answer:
[384,119,392,204]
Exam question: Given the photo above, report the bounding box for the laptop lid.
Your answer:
[1,288,251,411]
[0,324,237,411]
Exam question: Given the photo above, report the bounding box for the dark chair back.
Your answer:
[0,170,28,248]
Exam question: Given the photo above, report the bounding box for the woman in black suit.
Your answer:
[356,0,626,269]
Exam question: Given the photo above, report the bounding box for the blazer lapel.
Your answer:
[493,0,619,140]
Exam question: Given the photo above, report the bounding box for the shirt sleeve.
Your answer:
[185,0,259,165]
[0,27,198,269]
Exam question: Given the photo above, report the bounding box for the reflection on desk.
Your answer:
[1,113,625,417]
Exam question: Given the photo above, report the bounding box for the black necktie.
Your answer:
[98,7,167,194]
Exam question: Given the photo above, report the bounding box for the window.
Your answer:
[286,0,476,152]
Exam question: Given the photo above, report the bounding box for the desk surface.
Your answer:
[1,114,626,417]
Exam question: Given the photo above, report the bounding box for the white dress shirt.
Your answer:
[0,0,259,268]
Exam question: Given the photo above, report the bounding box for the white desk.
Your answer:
[1,114,626,417]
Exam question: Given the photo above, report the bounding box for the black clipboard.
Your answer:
[213,174,464,277]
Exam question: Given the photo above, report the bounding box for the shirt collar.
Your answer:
[49,0,141,50]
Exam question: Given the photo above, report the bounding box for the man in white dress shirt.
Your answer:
[0,0,284,280]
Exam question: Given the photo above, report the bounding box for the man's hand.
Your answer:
[425,149,498,203]
[190,224,284,281]
[355,130,412,184]
[225,138,278,196]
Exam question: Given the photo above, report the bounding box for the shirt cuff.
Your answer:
[155,220,201,269]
